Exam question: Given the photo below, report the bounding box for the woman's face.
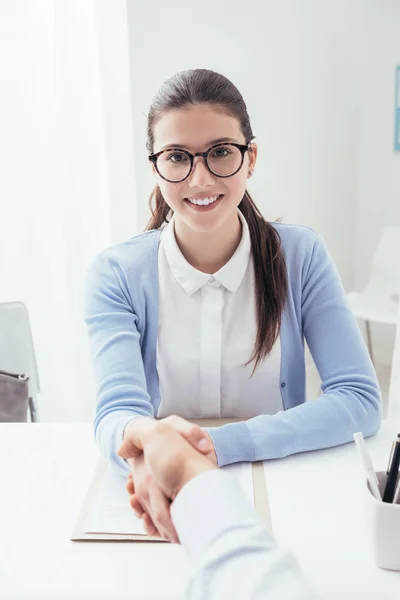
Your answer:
[151,104,257,233]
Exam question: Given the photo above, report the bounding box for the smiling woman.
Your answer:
[84,68,381,538]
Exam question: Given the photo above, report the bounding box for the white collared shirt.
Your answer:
[171,469,317,600]
[156,210,283,419]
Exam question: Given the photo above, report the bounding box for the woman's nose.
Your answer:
[188,156,216,188]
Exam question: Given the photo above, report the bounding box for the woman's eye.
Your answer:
[211,146,231,158]
[167,152,188,163]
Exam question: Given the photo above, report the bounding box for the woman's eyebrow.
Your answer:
[159,137,239,151]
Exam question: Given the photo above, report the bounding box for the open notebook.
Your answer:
[83,462,254,536]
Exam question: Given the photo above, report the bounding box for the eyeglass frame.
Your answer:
[148,141,253,183]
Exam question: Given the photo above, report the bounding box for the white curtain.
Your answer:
[0,0,137,421]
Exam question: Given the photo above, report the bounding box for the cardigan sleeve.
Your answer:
[84,253,154,474]
[206,232,382,466]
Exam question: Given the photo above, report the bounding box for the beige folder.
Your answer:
[71,418,271,542]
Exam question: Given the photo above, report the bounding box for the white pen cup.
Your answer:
[364,470,400,571]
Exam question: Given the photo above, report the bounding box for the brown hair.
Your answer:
[145,69,288,375]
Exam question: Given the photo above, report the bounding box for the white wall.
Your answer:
[126,0,365,290]
[354,1,400,367]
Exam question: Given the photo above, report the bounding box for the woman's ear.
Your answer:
[247,143,258,177]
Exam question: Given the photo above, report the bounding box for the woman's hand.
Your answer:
[122,415,217,464]
[119,415,217,540]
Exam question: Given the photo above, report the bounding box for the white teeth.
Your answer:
[187,195,220,206]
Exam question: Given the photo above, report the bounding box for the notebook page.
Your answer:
[84,462,254,536]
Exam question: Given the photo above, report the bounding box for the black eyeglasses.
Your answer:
[148,142,251,183]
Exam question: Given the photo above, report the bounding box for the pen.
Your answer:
[353,432,381,501]
[394,477,400,504]
[382,434,400,503]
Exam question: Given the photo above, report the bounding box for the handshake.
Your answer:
[117,416,316,599]
[117,415,218,543]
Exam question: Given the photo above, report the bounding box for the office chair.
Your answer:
[347,227,400,365]
[0,301,40,421]
[388,300,400,418]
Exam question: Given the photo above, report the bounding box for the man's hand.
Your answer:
[126,453,180,543]
[117,417,218,540]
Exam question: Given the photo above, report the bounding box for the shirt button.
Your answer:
[281,382,286,388]
[208,276,221,288]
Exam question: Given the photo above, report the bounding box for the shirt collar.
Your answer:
[161,209,251,296]
[213,210,251,293]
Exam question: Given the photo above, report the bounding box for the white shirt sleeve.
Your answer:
[171,469,317,600]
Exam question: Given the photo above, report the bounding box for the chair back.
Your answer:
[368,227,400,297]
[388,303,400,418]
[0,301,40,399]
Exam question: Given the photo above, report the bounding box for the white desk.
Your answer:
[264,420,400,599]
[0,422,399,599]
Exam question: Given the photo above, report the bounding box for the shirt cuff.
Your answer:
[205,421,255,466]
[170,469,264,561]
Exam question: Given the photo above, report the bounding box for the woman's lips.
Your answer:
[184,194,224,212]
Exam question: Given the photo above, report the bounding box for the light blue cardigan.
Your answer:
[84,222,381,474]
